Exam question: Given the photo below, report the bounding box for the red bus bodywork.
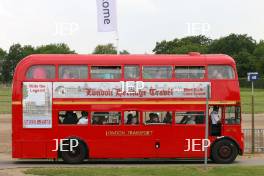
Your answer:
[12,54,244,162]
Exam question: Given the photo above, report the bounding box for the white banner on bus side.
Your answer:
[22,82,52,128]
[53,82,211,99]
[96,0,117,32]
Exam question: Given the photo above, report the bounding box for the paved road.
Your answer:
[0,155,263,169]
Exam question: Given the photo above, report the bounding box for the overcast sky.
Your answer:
[0,0,263,54]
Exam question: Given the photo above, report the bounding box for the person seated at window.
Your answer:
[62,69,74,79]
[62,111,78,124]
[152,114,160,123]
[32,67,47,79]
[163,112,172,123]
[212,70,223,79]
[131,116,139,125]
[179,115,189,124]
[155,70,164,79]
[126,113,133,124]
[186,116,196,124]
[77,111,88,125]
[92,116,105,125]
[146,113,155,123]
[179,113,195,124]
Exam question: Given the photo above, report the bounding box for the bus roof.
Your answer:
[16,53,236,67]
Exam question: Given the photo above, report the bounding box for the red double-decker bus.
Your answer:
[12,53,243,164]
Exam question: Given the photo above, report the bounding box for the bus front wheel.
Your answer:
[61,139,87,164]
[211,139,238,164]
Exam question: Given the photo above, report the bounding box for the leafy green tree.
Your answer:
[233,51,256,77]
[93,43,129,54]
[208,34,257,77]
[0,48,6,59]
[208,34,256,55]
[253,41,264,76]
[153,35,212,54]
[0,48,7,82]
[2,44,24,83]
[1,43,75,83]
[35,43,75,54]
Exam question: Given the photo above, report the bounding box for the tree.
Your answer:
[93,43,129,54]
[2,44,25,83]
[153,35,212,54]
[208,34,256,55]
[0,48,7,82]
[1,43,75,83]
[0,48,6,60]
[35,43,75,54]
[208,34,257,77]
[253,41,264,76]
[233,51,256,77]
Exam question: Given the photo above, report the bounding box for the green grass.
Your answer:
[240,88,264,114]
[0,85,11,114]
[24,166,264,176]
[0,85,263,114]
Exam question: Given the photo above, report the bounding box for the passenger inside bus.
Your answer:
[163,112,172,124]
[130,116,139,125]
[32,67,47,79]
[59,111,78,124]
[126,113,133,124]
[92,116,105,125]
[146,113,160,123]
[62,68,74,79]
[125,111,139,125]
[210,106,221,136]
[77,111,88,125]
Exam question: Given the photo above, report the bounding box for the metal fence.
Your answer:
[243,129,264,153]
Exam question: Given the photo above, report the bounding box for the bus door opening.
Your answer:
[209,106,223,136]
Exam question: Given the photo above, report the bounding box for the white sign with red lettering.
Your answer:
[53,82,211,98]
[22,82,52,128]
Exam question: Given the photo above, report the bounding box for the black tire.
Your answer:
[211,139,238,164]
[61,139,87,164]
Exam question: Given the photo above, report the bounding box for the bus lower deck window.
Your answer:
[91,112,121,125]
[176,112,205,124]
[144,111,172,124]
[59,111,88,125]
[124,111,139,125]
[225,106,241,124]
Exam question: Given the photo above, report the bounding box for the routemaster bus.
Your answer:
[12,53,243,164]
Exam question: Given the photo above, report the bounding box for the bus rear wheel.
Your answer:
[61,139,87,164]
[211,139,238,164]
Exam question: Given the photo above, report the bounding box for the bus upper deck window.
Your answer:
[26,65,55,79]
[91,66,121,79]
[208,65,235,79]
[124,65,140,79]
[59,65,88,79]
[143,66,172,79]
[175,66,205,79]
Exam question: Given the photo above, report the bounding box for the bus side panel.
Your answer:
[21,141,46,158]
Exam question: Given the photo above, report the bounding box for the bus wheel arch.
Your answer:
[59,136,89,164]
[210,137,239,164]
